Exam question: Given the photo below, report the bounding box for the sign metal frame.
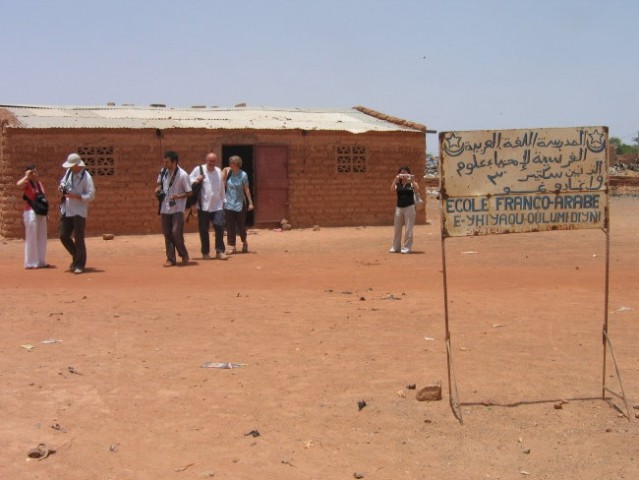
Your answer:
[438,126,629,423]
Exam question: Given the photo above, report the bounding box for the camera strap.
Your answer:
[165,167,179,196]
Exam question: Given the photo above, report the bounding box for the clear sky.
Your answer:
[1,0,637,153]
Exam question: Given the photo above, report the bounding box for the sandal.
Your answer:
[27,443,55,460]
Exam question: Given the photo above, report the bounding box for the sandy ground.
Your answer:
[1,196,638,480]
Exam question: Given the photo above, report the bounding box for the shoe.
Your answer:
[163,260,176,267]
[202,254,212,260]
[216,251,228,260]
[69,262,76,271]
[241,243,248,253]
[181,257,190,265]
[389,248,398,253]
[401,248,411,254]
[74,267,84,274]
[226,247,236,255]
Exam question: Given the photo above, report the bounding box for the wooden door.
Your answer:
[254,145,288,224]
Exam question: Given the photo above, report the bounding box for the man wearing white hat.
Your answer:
[58,153,96,274]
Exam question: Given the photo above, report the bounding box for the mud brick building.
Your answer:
[0,104,427,238]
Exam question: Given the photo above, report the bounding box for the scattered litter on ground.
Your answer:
[357,400,367,411]
[174,463,195,472]
[424,336,434,341]
[616,306,633,312]
[21,344,35,351]
[27,443,55,460]
[67,366,82,375]
[244,430,260,437]
[382,294,401,300]
[41,339,63,344]
[200,362,247,369]
[461,251,477,255]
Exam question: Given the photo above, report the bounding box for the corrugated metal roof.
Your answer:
[0,104,423,134]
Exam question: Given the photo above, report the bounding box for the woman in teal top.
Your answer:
[223,155,254,254]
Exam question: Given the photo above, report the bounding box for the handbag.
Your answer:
[23,181,49,216]
[413,189,424,210]
[31,193,50,216]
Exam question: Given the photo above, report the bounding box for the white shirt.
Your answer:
[59,169,95,218]
[189,164,226,212]
[158,166,191,214]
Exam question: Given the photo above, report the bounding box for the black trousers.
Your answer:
[224,208,247,247]
[161,212,189,263]
[197,210,225,255]
[59,214,87,269]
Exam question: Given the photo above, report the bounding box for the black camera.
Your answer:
[168,199,176,207]
[156,190,166,201]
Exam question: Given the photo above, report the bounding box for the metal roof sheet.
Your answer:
[0,104,423,134]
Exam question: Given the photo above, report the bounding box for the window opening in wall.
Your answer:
[336,145,367,173]
[77,146,115,176]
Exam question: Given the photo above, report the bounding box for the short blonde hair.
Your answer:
[229,155,243,168]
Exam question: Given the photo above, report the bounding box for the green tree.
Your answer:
[610,137,622,153]
[610,136,636,155]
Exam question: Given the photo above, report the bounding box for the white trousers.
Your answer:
[23,210,48,268]
[392,205,416,251]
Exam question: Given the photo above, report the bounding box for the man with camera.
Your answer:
[59,153,96,274]
[156,150,192,266]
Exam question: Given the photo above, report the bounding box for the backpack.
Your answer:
[185,165,204,209]
[156,168,167,215]
[23,181,49,216]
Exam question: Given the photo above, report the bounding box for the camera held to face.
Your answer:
[398,173,414,180]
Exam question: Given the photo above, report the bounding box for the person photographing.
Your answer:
[389,166,419,254]
[58,153,95,273]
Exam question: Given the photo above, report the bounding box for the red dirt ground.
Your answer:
[1,196,638,480]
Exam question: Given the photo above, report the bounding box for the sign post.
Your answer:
[438,126,629,422]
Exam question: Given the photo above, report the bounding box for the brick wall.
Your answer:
[286,130,426,227]
[0,127,426,238]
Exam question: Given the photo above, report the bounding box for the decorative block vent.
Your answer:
[336,145,367,173]
[77,146,115,176]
